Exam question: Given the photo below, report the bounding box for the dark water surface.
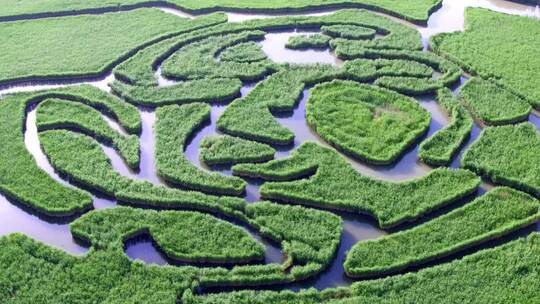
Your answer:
[0,0,539,292]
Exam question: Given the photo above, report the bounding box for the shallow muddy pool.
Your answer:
[0,0,539,292]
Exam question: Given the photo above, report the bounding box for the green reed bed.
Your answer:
[0,95,92,216]
[38,129,247,217]
[72,202,341,285]
[234,142,480,228]
[199,201,342,286]
[431,8,540,109]
[199,135,276,165]
[285,34,331,50]
[185,233,540,303]
[321,24,376,40]
[113,9,422,87]
[336,47,462,95]
[36,98,140,169]
[160,30,272,81]
[418,88,473,166]
[306,80,430,164]
[219,42,268,63]
[0,85,139,216]
[72,207,265,263]
[0,0,442,24]
[110,78,243,107]
[344,187,540,278]
[155,104,246,195]
[0,233,199,304]
[218,65,340,145]
[112,13,228,86]
[462,122,540,197]
[459,77,531,126]
[46,85,142,134]
[0,8,220,85]
[344,58,433,81]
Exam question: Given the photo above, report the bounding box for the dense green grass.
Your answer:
[344,187,540,278]
[155,104,246,195]
[462,122,540,197]
[234,142,480,228]
[198,201,342,286]
[0,85,140,216]
[219,42,268,63]
[460,77,531,125]
[38,125,342,276]
[0,0,442,23]
[110,78,243,107]
[418,88,473,166]
[0,234,199,304]
[321,24,376,40]
[336,47,462,95]
[72,207,265,263]
[0,95,92,216]
[0,8,224,84]
[36,98,140,169]
[306,80,430,165]
[285,34,331,50]
[200,135,276,165]
[38,129,247,217]
[161,31,271,81]
[113,9,422,86]
[185,233,540,303]
[71,203,341,284]
[0,199,342,301]
[218,65,340,145]
[43,85,142,134]
[344,58,434,81]
[431,8,540,109]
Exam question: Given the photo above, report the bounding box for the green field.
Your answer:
[0,0,442,23]
[431,8,540,108]
[1,2,540,303]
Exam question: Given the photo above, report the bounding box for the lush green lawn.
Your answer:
[0,0,442,23]
[0,8,224,84]
[431,8,540,109]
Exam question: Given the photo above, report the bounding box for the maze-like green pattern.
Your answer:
[1,5,540,303]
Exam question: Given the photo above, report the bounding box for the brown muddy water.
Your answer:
[0,0,539,292]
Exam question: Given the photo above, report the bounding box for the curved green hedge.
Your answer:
[36,98,140,169]
[199,135,276,165]
[344,187,540,278]
[306,80,430,165]
[0,85,141,216]
[285,34,331,50]
[234,142,480,228]
[418,88,473,166]
[72,207,265,263]
[155,104,246,195]
[185,233,540,303]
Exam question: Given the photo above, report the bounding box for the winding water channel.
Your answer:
[0,0,539,292]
